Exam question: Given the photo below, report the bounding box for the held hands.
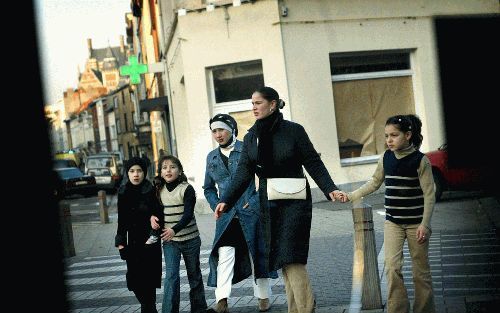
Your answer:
[330,190,349,203]
[161,228,176,242]
[214,202,228,220]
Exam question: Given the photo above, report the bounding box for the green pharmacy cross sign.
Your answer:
[119,55,148,84]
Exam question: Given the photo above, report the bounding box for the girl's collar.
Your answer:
[394,144,416,158]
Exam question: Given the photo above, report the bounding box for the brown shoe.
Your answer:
[213,298,228,313]
[258,298,271,312]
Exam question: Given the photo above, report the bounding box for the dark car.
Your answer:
[55,167,96,198]
[425,143,489,201]
[53,159,78,169]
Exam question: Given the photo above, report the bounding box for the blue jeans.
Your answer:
[162,236,207,313]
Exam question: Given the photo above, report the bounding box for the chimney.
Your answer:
[119,35,125,53]
[87,38,93,57]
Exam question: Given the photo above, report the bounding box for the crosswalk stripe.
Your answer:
[68,251,212,268]
[68,279,284,301]
[66,247,286,312]
[66,257,210,274]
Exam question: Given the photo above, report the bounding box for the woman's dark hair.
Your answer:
[255,86,286,110]
[156,155,188,182]
[385,114,423,149]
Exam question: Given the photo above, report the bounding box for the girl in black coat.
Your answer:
[215,87,342,313]
[115,157,163,313]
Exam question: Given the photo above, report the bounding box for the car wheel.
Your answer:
[432,169,444,202]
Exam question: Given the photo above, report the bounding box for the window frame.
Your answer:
[208,60,264,110]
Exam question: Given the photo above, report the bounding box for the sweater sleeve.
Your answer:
[220,133,254,208]
[171,185,196,234]
[417,155,435,231]
[347,155,385,202]
[151,189,164,229]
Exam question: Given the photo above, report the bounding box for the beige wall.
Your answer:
[168,0,288,195]
[279,0,498,185]
[164,0,499,195]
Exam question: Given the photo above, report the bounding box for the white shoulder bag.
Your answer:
[266,178,307,200]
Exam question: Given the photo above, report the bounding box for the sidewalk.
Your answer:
[65,190,500,312]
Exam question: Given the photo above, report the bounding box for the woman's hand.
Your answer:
[330,190,349,203]
[118,245,127,260]
[214,203,228,219]
[161,228,175,242]
[150,215,160,230]
[416,224,430,244]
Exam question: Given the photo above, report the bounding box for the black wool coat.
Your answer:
[115,181,163,291]
[221,113,338,272]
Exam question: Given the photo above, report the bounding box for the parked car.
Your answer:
[87,167,119,192]
[425,143,489,201]
[84,153,122,190]
[55,150,83,168]
[54,167,96,198]
[53,159,78,169]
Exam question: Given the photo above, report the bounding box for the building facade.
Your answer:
[131,0,498,203]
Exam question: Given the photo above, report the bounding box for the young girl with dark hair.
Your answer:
[149,155,208,313]
[337,114,436,313]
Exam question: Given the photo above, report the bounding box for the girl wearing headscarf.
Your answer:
[115,157,162,313]
[203,114,277,313]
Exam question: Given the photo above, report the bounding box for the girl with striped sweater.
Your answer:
[150,155,208,313]
[338,114,436,313]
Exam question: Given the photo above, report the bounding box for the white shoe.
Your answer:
[145,235,158,245]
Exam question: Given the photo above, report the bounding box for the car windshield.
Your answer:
[57,168,84,179]
[87,157,112,168]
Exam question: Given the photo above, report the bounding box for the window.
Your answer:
[209,60,264,140]
[330,50,415,165]
[210,60,264,105]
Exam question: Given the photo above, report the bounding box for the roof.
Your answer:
[90,46,127,67]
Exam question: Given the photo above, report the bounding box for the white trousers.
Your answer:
[215,246,272,302]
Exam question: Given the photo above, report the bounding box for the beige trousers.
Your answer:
[384,221,435,313]
[282,263,315,313]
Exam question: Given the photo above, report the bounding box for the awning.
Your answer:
[139,96,168,113]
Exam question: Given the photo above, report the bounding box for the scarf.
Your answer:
[254,110,281,178]
[219,133,236,149]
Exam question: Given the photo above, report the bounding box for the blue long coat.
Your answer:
[203,140,277,287]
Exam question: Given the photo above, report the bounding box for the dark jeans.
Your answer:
[162,236,207,313]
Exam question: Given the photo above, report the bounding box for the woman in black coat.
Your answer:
[215,86,341,313]
[115,157,163,313]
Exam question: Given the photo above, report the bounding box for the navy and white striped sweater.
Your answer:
[383,149,425,224]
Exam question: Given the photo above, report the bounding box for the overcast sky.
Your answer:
[35,0,130,106]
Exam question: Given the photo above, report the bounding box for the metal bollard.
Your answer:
[98,190,110,224]
[59,201,76,257]
[352,202,383,310]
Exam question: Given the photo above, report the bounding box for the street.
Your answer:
[63,191,500,312]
